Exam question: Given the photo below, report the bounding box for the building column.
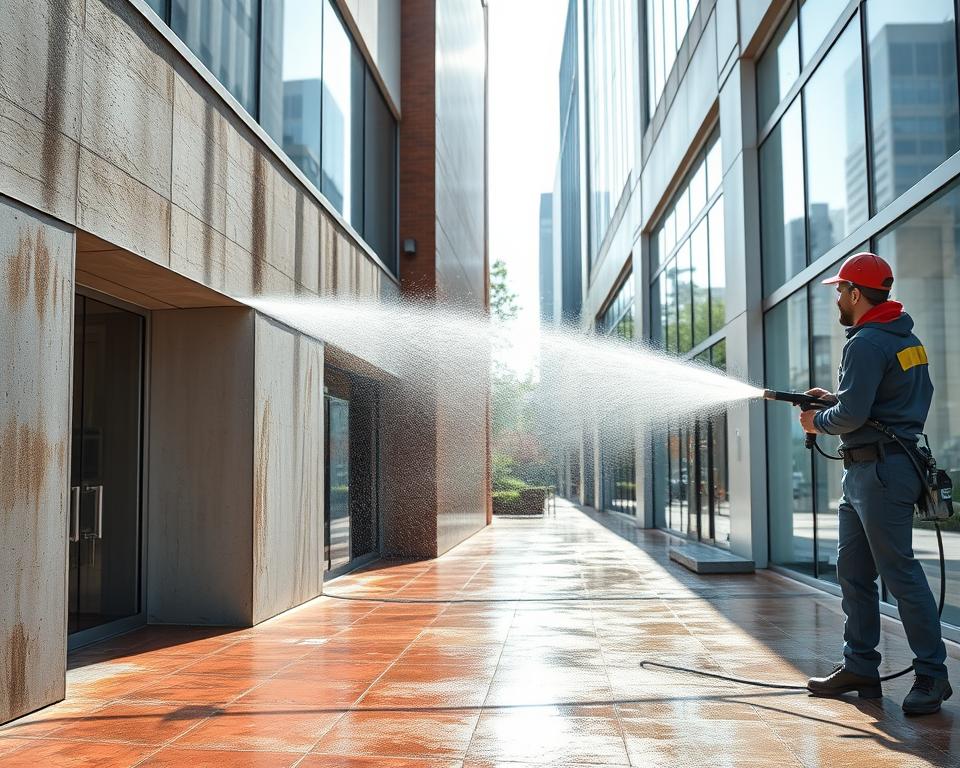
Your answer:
[0,198,74,724]
[718,57,769,566]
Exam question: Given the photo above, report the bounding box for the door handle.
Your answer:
[69,486,80,542]
[92,485,104,539]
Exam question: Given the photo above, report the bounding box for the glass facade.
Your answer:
[150,0,399,273]
[650,133,724,353]
[647,130,729,546]
[598,277,636,515]
[645,0,700,115]
[759,0,960,297]
[586,0,636,264]
[659,342,730,545]
[866,0,959,212]
[321,0,365,228]
[559,0,583,322]
[761,2,960,626]
[171,0,260,116]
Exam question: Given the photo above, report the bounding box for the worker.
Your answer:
[801,252,951,715]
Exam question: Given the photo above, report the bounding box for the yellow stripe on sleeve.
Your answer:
[897,345,928,371]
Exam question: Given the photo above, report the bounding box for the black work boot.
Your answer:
[807,664,882,698]
[902,674,953,715]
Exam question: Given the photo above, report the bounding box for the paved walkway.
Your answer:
[1,501,958,767]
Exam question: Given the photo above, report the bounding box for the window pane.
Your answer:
[760,101,806,294]
[866,0,960,212]
[689,159,707,221]
[765,291,814,576]
[708,197,725,331]
[664,209,676,254]
[654,433,668,528]
[691,217,710,346]
[804,16,868,262]
[706,138,722,196]
[260,0,324,188]
[800,0,846,65]
[711,410,730,547]
[364,72,398,274]
[664,257,677,352]
[646,0,659,116]
[653,225,665,271]
[171,0,260,115]
[674,0,688,48]
[668,426,684,532]
[663,0,676,76]
[144,0,167,19]
[757,6,800,127]
[685,427,698,536]
[651,274,664,347]
[675,185,690,239]
[675,240,693,352]
[876,181,960,625]
[323,0,365,229]
[710,338,726,371]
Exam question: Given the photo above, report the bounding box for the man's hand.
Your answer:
[805,387,838,403]
[799,409,819,434]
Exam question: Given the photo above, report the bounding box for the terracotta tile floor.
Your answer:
[2,501,959,767]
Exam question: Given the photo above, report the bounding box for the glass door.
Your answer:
[69,296,145,641]
[325,394,351,571]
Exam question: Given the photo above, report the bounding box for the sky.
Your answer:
[488,0,568,374]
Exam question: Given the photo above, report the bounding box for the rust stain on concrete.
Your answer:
[41,0,73,211]
[7,622,28,717]
[5,230,32,312]
[0,416,53,521]
[0,419,17,518]
[33,228,51,321]
[251,154,267,293]
[254,398,271,573]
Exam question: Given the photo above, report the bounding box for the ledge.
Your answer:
[669,540,755,574]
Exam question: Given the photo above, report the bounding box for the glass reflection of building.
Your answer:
[760,0,960,623]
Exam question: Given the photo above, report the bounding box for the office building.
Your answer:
[549,0,960,639]
[0,0,488,725]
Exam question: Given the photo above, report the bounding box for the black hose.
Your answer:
[641,423,948,693]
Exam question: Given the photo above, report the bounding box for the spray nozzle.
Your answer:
[761,389,833,410]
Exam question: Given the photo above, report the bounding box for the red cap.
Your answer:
[821,252,894,291]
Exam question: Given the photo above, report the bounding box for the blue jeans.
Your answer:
[837,453,948,680]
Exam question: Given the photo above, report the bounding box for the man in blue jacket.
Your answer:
[801,253,951,715]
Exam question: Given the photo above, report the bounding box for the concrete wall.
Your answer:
[0,198,74,723]
[147,307,255,625]
[252,315,325,624]
[0,0,391,305]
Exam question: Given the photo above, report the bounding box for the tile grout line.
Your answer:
[461,551,518,764]
[291,563,482,766]
[119,602,386,766]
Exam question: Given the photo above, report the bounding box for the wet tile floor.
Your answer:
[2,500,959,767]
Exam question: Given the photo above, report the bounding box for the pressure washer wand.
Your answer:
[761,390,833,449]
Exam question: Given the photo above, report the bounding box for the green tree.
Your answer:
[490,259,519,323]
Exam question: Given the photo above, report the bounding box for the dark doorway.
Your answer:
[324,367,381,575]
[69,295,146,645]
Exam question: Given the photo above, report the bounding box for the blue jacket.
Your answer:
[813,311,932,446]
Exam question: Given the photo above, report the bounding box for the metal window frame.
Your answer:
[127,0,400,285]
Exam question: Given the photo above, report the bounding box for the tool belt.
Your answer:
[839,440,910,469]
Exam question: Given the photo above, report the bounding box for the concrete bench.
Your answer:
[669,541,755,574]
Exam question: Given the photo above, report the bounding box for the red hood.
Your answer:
[857,300,903,326]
